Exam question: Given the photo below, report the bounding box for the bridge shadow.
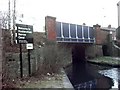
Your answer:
[72,45,86,65]
[71,45,94,85]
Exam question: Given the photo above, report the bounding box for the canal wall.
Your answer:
[61,68,74,88]
[16,68,74,89]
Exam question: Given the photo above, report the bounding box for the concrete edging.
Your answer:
[87,60,120,68]
[61,68,74,89]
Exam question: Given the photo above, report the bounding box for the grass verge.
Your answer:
[87,56,120,67]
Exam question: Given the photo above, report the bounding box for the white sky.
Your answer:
[0,0,120,32]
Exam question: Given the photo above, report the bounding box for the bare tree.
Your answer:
[0,11,9,29]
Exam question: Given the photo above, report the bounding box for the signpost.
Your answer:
[26,43,33,76]
[16,24,33,78]
[16,24,33,44]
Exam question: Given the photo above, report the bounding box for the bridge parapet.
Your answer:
[45,16,95,43]
[56,22,95,43]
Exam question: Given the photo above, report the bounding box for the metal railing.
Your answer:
[112,40,120,50]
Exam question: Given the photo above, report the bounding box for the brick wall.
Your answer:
[95,25,108,45]
[45,16,56,41]
[94,25,116,45]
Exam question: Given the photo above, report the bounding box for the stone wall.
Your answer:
[85,45,103,59]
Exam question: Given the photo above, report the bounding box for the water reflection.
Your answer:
[71,62,94,85]
[99,68,119,88]
[96,76,114,89]
[65,63,119,89]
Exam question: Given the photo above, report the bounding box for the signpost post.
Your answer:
[16,24,33,78]
[26,43,33,76]
[28,49,31,76]
[19,43,23,78]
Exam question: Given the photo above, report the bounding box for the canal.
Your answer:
[65,62,120,89]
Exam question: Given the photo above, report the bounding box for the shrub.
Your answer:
[35,41,72,75]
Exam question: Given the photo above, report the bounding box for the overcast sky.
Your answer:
[0,0,120,32]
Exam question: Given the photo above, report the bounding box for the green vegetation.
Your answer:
[87,56,120,67]
[34,41,72,75]
[2,40,72,88]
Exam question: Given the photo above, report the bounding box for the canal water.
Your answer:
[65,62,120,89]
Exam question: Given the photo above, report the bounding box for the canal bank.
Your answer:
[10,68,74,89]
[65,59,120,89]
[87,56,120,67]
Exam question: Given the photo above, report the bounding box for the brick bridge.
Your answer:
[45,16,117,63]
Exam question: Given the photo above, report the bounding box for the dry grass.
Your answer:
[34,41,72,75]
[88,56,120,66]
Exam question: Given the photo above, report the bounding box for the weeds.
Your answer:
[34,41,72,75]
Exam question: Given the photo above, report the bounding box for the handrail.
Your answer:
[112,40,120,50]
